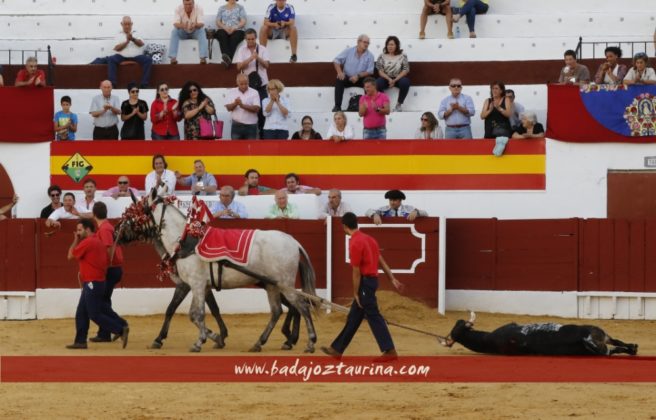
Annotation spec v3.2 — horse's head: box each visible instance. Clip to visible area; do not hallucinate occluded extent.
[115,188,173,245]
[439,312,476,348]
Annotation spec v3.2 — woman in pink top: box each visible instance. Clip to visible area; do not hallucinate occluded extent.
[358,77,390,139]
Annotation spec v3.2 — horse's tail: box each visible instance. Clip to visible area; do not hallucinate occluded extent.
[298,244,319,313]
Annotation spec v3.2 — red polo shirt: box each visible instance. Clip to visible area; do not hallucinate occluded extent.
[72,234,108,282]
[349,230,379,277]
[15,69,46,86]
[97,220,123,267]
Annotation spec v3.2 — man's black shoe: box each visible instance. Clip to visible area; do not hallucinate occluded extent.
[89,336,112,343]
[65,342,88,349]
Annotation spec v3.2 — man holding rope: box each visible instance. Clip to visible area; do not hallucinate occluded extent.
[89,202,126,343]
[321,212,405,361]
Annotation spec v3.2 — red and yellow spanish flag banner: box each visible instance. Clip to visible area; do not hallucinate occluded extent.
[50,140,545,190]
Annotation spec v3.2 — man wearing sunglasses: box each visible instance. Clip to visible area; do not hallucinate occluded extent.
[40,185,64,218]
[103,176,140,199]
[437,78,476,139]
[107,16,152,89]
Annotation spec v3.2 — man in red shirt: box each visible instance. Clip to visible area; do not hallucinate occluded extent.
[14,56,46,87]
[322,212,404,360]
[89,202,126,342]
[66,219,129,349]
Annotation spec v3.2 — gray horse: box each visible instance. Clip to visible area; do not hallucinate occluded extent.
[117,190,318,353]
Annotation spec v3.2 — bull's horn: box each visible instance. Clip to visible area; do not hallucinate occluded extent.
[468,311,476,324]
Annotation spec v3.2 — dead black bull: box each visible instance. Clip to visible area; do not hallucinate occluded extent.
[440,312,638,356]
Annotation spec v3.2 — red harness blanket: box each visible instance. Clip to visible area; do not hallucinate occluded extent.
[196,227,257,266]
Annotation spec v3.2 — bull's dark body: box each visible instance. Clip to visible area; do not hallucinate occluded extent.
[449,320,638,356]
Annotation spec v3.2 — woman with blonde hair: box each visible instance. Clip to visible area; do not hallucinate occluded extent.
[326,111,354,142]
[262,79,291,139]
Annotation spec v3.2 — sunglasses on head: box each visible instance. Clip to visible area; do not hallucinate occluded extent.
[450,84,462,88]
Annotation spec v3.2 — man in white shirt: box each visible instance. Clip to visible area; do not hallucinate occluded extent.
[46,193,91,228]
[280,173,321,196]
[225,74,261,140]
[89,80,122,140]
[107,16,152,88]
[169,0,208,64]
[80,179,97,212]
[321,189,352,219]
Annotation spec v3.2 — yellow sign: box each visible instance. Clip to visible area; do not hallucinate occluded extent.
[61,153,93,183]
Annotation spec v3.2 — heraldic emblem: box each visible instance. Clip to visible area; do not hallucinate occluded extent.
[624,93,656,137]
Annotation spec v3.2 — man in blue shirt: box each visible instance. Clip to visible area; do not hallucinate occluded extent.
[333,34,375,112]
[437,78,476,139]
[175,159,218,195]
[211,186,248,219]
[259,0,298,63]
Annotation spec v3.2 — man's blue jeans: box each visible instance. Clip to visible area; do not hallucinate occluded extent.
[169,28,208,59]
[453,0,489,33]
[444,125,473,139]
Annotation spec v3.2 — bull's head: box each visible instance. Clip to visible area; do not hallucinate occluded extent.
[439,312,476,348]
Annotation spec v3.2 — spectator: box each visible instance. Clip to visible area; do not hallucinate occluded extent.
[281,173,321,195]
[291,115,323,140]
[150,82,182,140]
[89,80,121,140]
[259,0,298,63]
[326,111,354,142]
[179,81,216,140]
[108,16,152,89]
[262,79,291,139]
[238,169,275,196]
[512,112,545,139]
[145,154,177,195]
[215,0,247,67]
[225,74,261,140]
[175,159,218,195]
[415,112,443,139]
[169,0,208,64]
[437,78,475,139]
[359,77,390,139]
[80,179,97,212]
[46,192,88,228]
[558,50,590,85]
[505,89,525,130]
[594,46,627,86]
[103,176,140,199]
[15,56,46,87]
[480,81,513,139]
[236,28,270,133]
[54,96,78,141]
[211,186,248,219]
[40,185,63,219]
[0,194,18,220]
[333,34,375,112]
[451,0,489,39]
[365,189,428,226]
[624,53,656,85]
[375,36,410,112]
[0,64,4,87]
[266,190,299,219]
[120,82,149,140]
[419,0,454,40]
[321,189,352,219]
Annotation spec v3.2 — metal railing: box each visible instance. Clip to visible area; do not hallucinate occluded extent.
[0,45,55,85]
[575,36,653,60]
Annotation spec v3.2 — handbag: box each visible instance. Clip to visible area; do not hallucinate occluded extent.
[347,94,362,112]
[199,115,224,139]
[247,46,263,89]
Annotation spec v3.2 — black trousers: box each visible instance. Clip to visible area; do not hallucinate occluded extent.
[215,30,245,60]
[96,266,123,340]
[93,125,119,140]
[334,77,365,109]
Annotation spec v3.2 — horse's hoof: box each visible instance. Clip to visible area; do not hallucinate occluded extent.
[213,340,226,349]
[149,341,163,349]
[248,344,262,353]
[281,343,293,350]
[304,347,315,354]
[189,345,202,353]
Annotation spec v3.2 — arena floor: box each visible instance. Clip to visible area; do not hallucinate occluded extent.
[1,292,655,419]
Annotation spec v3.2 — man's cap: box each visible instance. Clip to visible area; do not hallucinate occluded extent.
[384,189,406,200]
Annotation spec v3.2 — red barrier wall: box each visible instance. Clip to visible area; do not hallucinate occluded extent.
[0,87,54,142]
[0,220,37,291]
